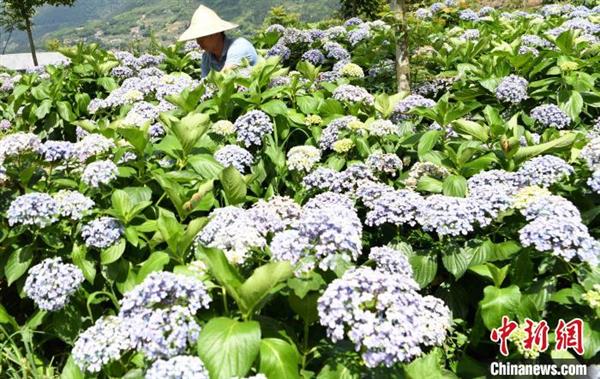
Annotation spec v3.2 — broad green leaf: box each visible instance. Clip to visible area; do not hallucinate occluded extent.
[259,338,301,379]
[0,304,18,328]
[56,101,76,122]
[452,119,489,142]
[442,175,467,197]
[100,239,126,265]
[288,292,320,325]
[221,166,247,205]
[514,133,576,161]
[416,176,444,193]
[60,355,85,379]
[137,252,170,283]
[409,252,438,288]
[188,154,224,179]
[71,243,96,283]
[560,91,583,120]
[238,261,293,316]
[35,99,53,120]
[583,319,600,359]
[5,246,33,286]
[296,96,320,114]
[479,285,522,329]
[442,246,473,279]
[317,362,360,379]
[404,348,457,379]
[261,100,288,116]
[157,208,185,255]
[201,247,245,308]
[418,130,442,160]
[197,317,261,379]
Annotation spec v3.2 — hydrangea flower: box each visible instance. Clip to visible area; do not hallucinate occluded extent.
[82,160,118,187]
[366,152,403,176]
[340,63,364,78]
[74,134,115,162]
[53,190,94,220]
[332,85,375,105]
[41,141,75,162]
[588,170,600,194]
[302,167,340,191]
[517,155,574,188]
[495,75,529,104]
[146,356,209,379]
[7,192,58,228]
[0,132,43,161]
[416,8,433,19]
[0,119,11,130]
[317,266,450,368]
[460,29,480,41]
[530,105,571,129]
[368,119,399,136]
[369,246,414,276]
[323,42,350,61]
[269,230,310,267]
[319,116,358,150]
[211,120,236,136]
[287,145,321,172]
[266,24,285,34]
[391,95,436,122]
[467,169,523,197]
[348,26,370,46]
[81,217,123,249]
[521,195,581,221]
[519,217,599,264]
[301,49,325,65]
[233,110,273,147]
[248,196,301,234]
[195,206,265,264]
[214,145,253,173]
[416,195,482,236]
[580,138,600,170]
[119,271,211,318]
[24,257,84,311]
[365,189,424,227]
[330,164,376,194]
[518,46,540,56]
[521,34,553,48]
[72,316,137,372]
[404,162,450,189]
[459,9,480,21]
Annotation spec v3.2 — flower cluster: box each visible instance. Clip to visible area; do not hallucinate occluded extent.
[495,75,529,104]
[24,257,84,311]
[53,190,95,220]
[7,192,58,228]
[517,155,574,188]
[82,160,118,187]
[366,152,403,176]
[0,132,43,161]
[146,356,209,379]
[287,145,321,172]
[404,162,450,189]
[391,95,436,122]
[214,145,254,173]
[301,49,325,65]
[319,116,358,150]
[234,110,274,147]
[81,217,123,249]
[530,104,571,129]
[332,84,375,105]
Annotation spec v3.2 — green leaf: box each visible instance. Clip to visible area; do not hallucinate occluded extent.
[5,247,33,286]
[157,208,185,255]
[442,175,467,197]
[560,91,583,120]
[118,127,148,155]
[442,246,473,279]
[71,243,96,283]
[452,119,489,141]
[100,239,126,265]
[137,252,170,283]
[403,348,457,379]
[288,293,320,325]
[583,319,600,359]
[112,189,133,221]
[259,338,301,379]
[238,261,293,317]
[188,154,224,179]
[296,96,320,114]
[317,362,360,379]
[201,247,245,307]
[469,263,509,287]
[479,285,522,329]
[0,304,18,328]
[261,100,288,117]
[416,176,444,193]
[56,101,76,122]
[35,99,53,120]
[514,133,576,161]
[409,252,438,288]
[418,130,442,160]
[197,317,261,379]
[221,166,247,205]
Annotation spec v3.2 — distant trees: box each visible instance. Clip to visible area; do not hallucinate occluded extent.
[0,0,77,65]
[339,0,387,19]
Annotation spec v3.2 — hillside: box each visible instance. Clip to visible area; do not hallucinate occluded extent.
[1,0,338,53]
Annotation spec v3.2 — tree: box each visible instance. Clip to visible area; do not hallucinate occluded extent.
[0,0,76,66]
[390,0,410,92]
[339,0,387,20]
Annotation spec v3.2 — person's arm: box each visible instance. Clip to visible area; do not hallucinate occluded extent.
[223,38,258,71]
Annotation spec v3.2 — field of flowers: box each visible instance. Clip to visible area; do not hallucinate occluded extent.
[1,1,600,378]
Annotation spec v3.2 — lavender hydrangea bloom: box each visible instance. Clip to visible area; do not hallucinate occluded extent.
[521,35,553,48]
[344,17,364,27]
[8,192,58,227]
[119,272,211,318]
[521,195,581,221]
[318,116,358,150]
[249,196,301,234]
[323,42,350,61]
[588,171,600,194]
[82,160,118,187]
[416,195,481,236]
[332,85,375,105]
[146,356,209,379]
[81,217,123,249]
[517,155,574,188]
[270,230,309,266]
[366,152,403,176]
[580,138,600,170]
[368,119,399,136]
[195,206,265,265]
[348,26,370,46]
[123,101,160,127]
[355,180,395,207]
[266,24,285,34]
[470,184,515,225]
[518,46,540,56]
[303,167,340,191]
[72,316,137,372]
[41,141,75,162]
[0,119,11,130]
[0,132,43,161]
[365,189,424,227]
[459,9,480,21]
[233,110,273,147]
[460,29,480,41]
[430,2,445,13]
[266,44,291,61]
[317,267,450,367]
[369,246,413,276]
[74,134,115,162]
[330,163,376,193]
[280,28,313,45]
[214,145,253,173]
[467,169,523,196]
[496,75,529,104]
[530,104,571,129]
[479,6,495,16]
[391,95,436,122]
[563,18,600,34]
[301,49,325,65]
[416,8,432,19]
[53,190,94,220]
[111,66,134,79]
[24,257,84,311]
[519,217,599,264]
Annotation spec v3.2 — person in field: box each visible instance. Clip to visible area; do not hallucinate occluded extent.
[179,5,258,77]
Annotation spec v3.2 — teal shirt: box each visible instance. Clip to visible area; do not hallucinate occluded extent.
[201,35,258,77]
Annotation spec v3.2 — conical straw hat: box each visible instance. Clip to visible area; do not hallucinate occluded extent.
[178,5,239,41]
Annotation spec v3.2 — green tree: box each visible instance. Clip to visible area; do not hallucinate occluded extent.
[0,0,77,66]
[263,6,301,28]
[339,0,387,19]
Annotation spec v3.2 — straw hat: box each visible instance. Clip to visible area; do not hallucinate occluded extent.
[178,5,239,41]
